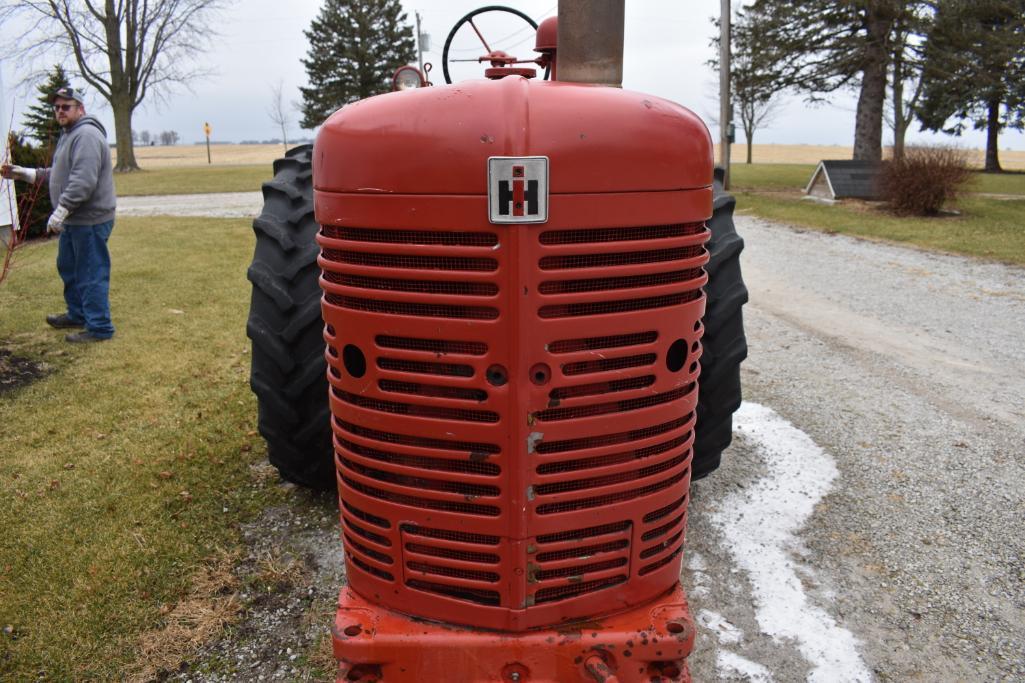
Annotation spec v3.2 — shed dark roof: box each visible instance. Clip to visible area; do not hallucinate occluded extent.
[806,160,882,199]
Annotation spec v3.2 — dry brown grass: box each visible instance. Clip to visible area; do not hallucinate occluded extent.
[714,143,1025,170]
[128,551,242,683]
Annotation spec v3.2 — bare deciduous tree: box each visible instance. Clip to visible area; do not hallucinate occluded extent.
[710,6,784,164]
[0,0,228,172]
[267,80,291,153]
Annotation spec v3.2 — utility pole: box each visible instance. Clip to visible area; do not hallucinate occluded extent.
[719,0,731,189]
[416,11,425,74]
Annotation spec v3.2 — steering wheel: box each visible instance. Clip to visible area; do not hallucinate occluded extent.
[441,5,550,84]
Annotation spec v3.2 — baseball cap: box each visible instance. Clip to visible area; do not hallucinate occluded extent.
[51,85,85,104]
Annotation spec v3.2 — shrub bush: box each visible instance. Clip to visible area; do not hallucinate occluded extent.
[880,146,972,216]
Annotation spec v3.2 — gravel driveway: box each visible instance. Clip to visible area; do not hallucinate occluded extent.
[117,191,263,218]
[685,215,1025,681]
[157,193,1025,681]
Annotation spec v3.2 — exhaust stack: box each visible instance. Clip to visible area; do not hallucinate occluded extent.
[556,0,625,86]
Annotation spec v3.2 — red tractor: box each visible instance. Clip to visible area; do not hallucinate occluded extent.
[246,4,747,681]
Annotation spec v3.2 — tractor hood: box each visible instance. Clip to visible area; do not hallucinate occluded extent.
[313,76,713,196]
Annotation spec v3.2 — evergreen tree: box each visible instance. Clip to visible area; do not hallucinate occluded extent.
[7,132,53,239]
[917,0,1025,172]
[22,64,70,150]
[299,0,416,129]
[746,0,929,162]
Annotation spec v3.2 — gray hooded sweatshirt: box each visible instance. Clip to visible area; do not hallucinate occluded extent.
[38,114,117,225]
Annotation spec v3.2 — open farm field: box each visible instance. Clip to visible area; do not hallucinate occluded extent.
[120,142,1025,171]
[115,143,296,168]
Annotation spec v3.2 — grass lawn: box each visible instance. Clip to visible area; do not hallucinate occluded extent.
[114,164,271,196]
[0,218,298,680]
[737,193,1025,265]
[729,163,1025,195]
[728,163,1025,266]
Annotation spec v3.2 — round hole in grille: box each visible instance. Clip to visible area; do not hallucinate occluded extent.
[343,624,362,637]
[486,364,508,387]
[689,361,698,373]
[343,344,367,378]
[666,339,687,372]
[530,363,551,386]
[666,621,685,634]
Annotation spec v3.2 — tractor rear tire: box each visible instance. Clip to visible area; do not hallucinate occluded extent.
[246,144,335,490]
[692,173,749,479]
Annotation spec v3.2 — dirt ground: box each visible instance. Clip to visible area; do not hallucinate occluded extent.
[0,348,49,396]
[163,480,343,682]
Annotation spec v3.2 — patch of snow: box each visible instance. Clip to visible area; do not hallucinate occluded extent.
[717,650,775,682]
[713,402,873,683]
[697,609,743,645]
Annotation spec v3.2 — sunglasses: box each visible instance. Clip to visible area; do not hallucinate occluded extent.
[53,103,79,112]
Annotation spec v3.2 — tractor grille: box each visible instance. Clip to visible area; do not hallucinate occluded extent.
[319,215,707,627]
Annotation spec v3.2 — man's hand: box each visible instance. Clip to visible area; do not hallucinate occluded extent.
[0,164,37,183]
[47,205,70,235]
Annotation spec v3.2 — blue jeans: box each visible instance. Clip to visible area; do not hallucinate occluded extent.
[56,220,115,338]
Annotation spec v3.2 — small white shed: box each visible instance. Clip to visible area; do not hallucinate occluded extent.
[805,160,882,200]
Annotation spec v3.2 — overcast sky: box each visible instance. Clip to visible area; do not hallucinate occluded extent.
[2,0,1023,152]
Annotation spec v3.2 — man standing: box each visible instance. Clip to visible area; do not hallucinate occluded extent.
[1,85,116,342]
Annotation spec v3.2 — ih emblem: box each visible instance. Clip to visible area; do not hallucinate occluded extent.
[488,156,549,224]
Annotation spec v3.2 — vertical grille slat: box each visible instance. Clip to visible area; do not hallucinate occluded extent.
[338,437,500,476]
[325,294,500,320]
[533,576,627,604]
[536,434,690,475]
[534,453,689,496]
[536,468,688,516]
[378,379,488,403]
[348,553,395,582]
[549,376,655,401]
[539,246,703,271]
[377,357,475,377]
[335,418,500,456]
[539,291,702,318]
[539,269,702,294]
[405,543,500,565]
[536,415,692,455]
[548,331,659,354]
[562,353,657,376]
[333,388,500,423]
[342,474,500,516]
[321,226,499,247]
[375,335,488,356]
[538,223,705,245]
[344,533,395,565]
[535,384,695,422]
[324,271,499,296]
[321,250,498,272]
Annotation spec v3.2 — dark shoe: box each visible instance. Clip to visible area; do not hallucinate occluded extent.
[46,313,85,329]
[65,330,109,343]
